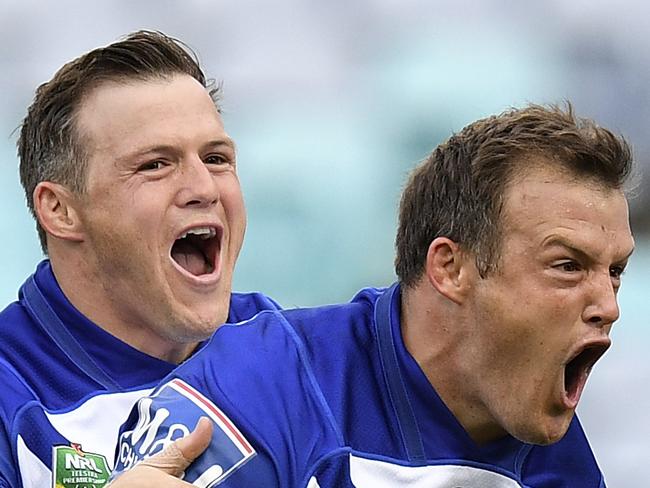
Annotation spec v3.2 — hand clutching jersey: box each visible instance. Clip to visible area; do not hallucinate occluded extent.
[113,284,606,488]
[0,260,281,488]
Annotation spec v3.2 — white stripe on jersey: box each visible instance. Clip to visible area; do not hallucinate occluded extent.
[307,476,321,488]
[349,455,522,487]
[45,388,153,466]
[16,435,50,488]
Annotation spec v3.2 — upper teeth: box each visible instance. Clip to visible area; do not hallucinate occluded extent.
[180,227,216,240]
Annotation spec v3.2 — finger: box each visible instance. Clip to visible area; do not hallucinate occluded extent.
[138,417,213,476]
[176,416,213,460]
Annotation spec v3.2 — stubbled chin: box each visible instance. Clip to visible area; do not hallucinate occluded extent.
[502,402,573,446]
[159,298,227,342]
[168,319,219,344]
[163,269,232,336]
[524,415,573,446]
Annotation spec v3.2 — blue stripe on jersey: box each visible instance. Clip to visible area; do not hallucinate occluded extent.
[373,285,425,462]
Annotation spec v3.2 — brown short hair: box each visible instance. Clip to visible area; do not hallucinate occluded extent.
[17,30,221,252]
[395,103,632,287]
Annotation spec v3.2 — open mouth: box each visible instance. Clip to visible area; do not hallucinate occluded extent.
[170,226,220,277]
[563,343,609,406]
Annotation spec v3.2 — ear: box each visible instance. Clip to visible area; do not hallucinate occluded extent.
[424,237,475,305]
[33,182,85,244]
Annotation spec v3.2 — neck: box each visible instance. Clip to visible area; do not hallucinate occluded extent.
[48,253,197,364]
[400,284,506,444]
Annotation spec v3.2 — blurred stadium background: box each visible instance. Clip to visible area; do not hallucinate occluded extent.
[1,0,647,484]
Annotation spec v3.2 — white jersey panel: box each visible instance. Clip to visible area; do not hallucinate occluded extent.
[16,435,50,488]
[45,388,152,466]
[307,477,321,488]
[349,455,522,488]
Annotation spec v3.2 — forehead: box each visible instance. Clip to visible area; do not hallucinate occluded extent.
[74,74,225,157]
[501,165,633,257]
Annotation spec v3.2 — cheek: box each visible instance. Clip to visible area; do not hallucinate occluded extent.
[217,174,243,204]
[223,187,245,216]
[83,197,164,264]
[221,186,246,234]
[484,295,572,392]
[475,289,554,366]
[91,225,149,270]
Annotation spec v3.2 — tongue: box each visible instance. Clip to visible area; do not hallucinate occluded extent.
[171,239,208,276]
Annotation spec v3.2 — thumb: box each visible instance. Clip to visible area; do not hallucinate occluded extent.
[138,417,213,477]
[175,416,213,461]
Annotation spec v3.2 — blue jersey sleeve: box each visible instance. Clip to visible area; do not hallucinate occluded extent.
[226,292,282,324]
[113,311,341,487]
[521,416,605,487]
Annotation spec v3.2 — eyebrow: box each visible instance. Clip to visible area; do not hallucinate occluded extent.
[117,137,236,164]
[542,236,635,264]
[204,137,237,152]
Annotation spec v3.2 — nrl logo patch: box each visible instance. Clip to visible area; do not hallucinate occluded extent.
[52,443,110,488]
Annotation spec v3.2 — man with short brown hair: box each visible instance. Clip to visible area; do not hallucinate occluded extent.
[114,104,634,487]
[0,31,279,488]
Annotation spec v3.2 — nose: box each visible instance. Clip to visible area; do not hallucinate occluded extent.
[581,271,620,328]
[176,155,219,208]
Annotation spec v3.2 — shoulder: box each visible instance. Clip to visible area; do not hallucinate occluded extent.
[0,287,50,372]
[207,287,382,387]
[192,310,316,399]
[0,299,31,338]
[203,286,385,402]
[0,358,38,488]
[0,358,37,431]
[227,291,282,323]
[0,299,95,410]
[0,305,41,412]
[280,286,383,343]
[279,287,384,382]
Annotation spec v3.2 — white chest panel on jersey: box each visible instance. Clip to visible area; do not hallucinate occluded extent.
[16,388,152,488]
[17,436,50,488]
[45,388,153,465]
[307,477,321,488]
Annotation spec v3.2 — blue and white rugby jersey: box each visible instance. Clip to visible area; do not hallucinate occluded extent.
[0,260,281,488]
[114,284,606,488]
